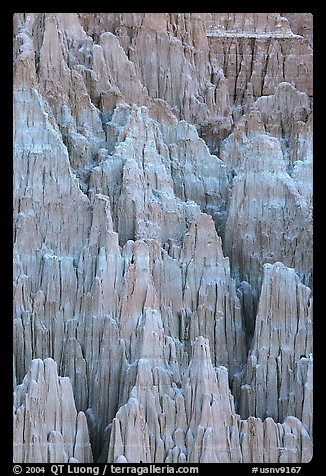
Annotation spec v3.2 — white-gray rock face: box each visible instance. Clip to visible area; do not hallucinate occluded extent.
[238,263,312,433]
[13,13,312,463]
[222,132,312,300]
[107,337,312,463]
[13,359,93,463]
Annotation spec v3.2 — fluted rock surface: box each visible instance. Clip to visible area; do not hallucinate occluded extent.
[238,263,313,433]
[107,337,312,463]
[13,13,313,463]
[222,131,312,300]
[13,358,93,463]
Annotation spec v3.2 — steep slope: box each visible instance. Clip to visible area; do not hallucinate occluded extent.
[13,358,93,463]
[237,262,312,433]
[13,13,313,463]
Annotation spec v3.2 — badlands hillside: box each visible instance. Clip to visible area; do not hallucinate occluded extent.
[13,13,313,463]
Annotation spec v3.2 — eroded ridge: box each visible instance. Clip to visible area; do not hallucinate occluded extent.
[13,13,313,463]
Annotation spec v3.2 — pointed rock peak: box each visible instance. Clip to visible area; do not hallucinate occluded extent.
[192,336,212,362]
[240,134,285,172]
[254,82,312,130]
[186,337,217,385]
[119,241,159,344]
[30,357,58,384]
[219,129,284,174]
[240,260,312,424]
[57,13,87,39]
[266,82,310,109]
[39,14,70,77]
[128,240,151,269]
[140,307,164,336]
[254,261,312,329]
[181,213,223,263]
[260,261,305,293]
[108,396,151,463]
[14,359,93,463]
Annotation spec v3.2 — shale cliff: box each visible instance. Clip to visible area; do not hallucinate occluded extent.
[13,13,313,463]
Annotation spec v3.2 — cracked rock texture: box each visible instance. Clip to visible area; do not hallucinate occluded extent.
[13,13,313,463]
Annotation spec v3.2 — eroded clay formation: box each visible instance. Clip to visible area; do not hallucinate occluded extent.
[13,13,313,463]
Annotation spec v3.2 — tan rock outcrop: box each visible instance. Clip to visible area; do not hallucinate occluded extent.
[207,14,312,116]
[282,13,313,47]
